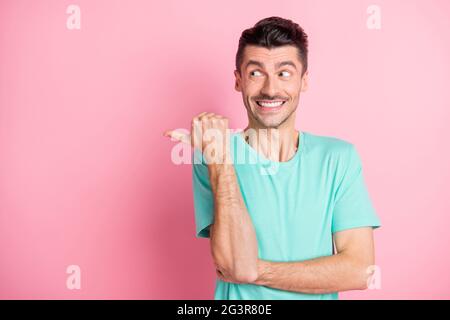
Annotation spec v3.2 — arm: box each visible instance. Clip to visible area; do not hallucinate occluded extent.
[208,162,259,283]
[249,227,376,294]
[164,112,259,283]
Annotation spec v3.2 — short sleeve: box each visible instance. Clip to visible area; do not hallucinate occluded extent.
[331,144,381,234]
[192,149,215,238]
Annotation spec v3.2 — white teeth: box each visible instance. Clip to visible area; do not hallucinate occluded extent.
[257,101,284,108]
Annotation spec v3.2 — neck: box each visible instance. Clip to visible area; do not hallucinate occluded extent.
[242,117,299,162]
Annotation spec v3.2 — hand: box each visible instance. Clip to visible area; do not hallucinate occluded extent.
[163,112,231,165]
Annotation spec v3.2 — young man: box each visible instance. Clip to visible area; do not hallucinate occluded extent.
[164,16,381,300]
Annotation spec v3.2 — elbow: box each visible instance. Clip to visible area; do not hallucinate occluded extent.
[342,247,376,291]
[353,260,377,291]
[338,251,376,291]
[213,257,258,284]
[211,248,259,284]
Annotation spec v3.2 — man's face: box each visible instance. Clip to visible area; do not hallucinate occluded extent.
[234,45,308,128]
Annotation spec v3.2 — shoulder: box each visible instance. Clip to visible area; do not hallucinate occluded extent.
[302,131,356,157]
[303,132,364,186]
[303,131,365,178]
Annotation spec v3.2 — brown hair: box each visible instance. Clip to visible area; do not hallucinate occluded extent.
[235,16,309,76]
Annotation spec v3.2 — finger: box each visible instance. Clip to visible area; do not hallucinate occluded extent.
[192,112,209,129]
[193,112,208,122]
[200,112,216,120]
[196,111,209,117]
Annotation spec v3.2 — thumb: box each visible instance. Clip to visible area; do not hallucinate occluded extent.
[163,130,191,145]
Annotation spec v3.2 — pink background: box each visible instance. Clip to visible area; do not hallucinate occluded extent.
[1,0,449,299]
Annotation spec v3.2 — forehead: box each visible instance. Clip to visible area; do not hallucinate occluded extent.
[242,45,301,68]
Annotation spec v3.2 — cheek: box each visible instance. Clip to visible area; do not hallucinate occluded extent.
[244,82,260,93]
[284,81,301,95]
[242,83,260,98]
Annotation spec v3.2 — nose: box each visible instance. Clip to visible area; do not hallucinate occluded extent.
[260,74,281,98]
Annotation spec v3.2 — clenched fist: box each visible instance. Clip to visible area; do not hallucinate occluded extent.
[163,112,232,165]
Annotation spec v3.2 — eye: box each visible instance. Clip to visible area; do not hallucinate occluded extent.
[250,70,263,77]
[280,70,291,77]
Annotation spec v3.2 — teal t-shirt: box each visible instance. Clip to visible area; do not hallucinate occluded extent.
[192,130,381,300]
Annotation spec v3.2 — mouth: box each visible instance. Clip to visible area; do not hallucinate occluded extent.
[255,100,287,112]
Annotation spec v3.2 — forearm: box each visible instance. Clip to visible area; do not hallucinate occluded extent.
[208,163,259,283]
[254,253,372,294]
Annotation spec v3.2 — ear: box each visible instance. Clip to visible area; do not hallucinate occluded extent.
[300,70,309,92]
[234,69,242,92]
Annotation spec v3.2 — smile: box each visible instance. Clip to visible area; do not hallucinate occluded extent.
[255,100,286,111]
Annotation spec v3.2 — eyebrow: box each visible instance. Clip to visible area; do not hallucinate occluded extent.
[245,60,298,70]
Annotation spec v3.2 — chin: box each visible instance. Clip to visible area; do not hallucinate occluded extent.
[255,117,286,129]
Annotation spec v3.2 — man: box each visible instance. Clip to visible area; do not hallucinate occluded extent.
[164,16,381,300]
